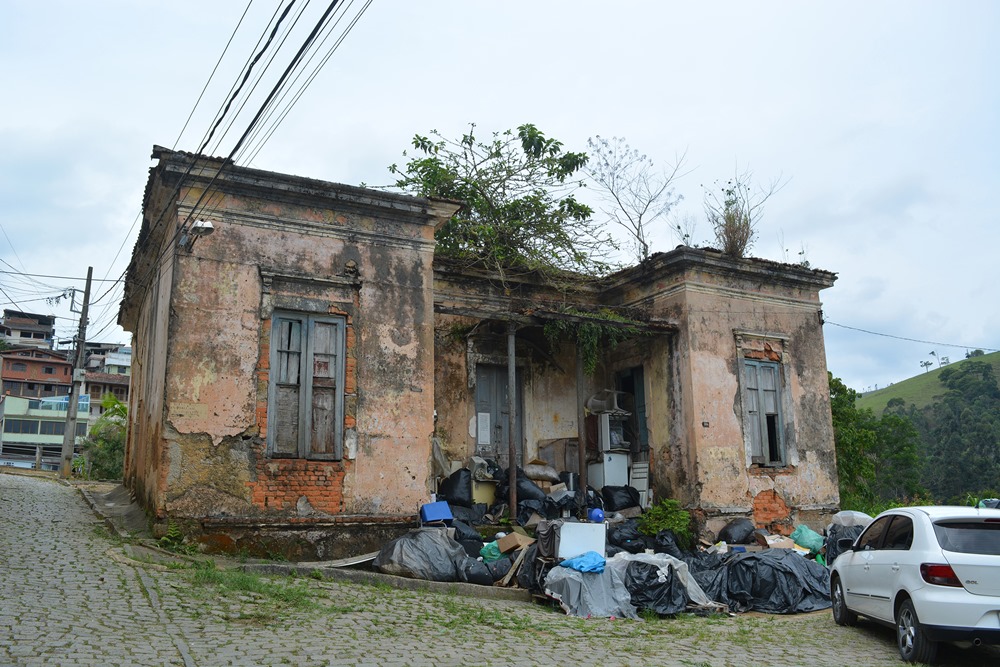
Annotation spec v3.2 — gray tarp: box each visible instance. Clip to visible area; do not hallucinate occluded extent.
[544,552,723,618]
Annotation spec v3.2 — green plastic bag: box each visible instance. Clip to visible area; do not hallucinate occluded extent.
[480,541,503,563]
[790,524,824,554]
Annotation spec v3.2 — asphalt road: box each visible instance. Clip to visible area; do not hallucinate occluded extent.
[2,470,998,666]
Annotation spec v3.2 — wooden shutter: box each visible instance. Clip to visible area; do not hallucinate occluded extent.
[307,319,341,459]
[271,317,302,456]
[744,361,764,463]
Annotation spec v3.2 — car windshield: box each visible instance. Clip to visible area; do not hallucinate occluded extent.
[933,521,1000,555]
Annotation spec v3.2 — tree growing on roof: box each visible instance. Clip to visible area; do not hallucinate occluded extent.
[703,167,782,258]
[584,136,685,262]
[390,124,613,280]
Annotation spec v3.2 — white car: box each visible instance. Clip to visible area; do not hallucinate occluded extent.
[830,506,1000,662]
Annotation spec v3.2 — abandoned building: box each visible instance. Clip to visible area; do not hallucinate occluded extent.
[119,146,840,558]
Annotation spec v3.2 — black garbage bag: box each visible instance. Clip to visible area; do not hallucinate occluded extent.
[374,528,489,584]
[451,519,482,542]
[460,558,493,586]
[602,485,641,511]
[438,468,473,508]
[724,549,831,613]
[495,467,548,505]
[516,543,557,594]
[826,524,865,566]
[516,499,546,526]
[625,561,690,615]
[584,486,604,510]
[487,555,513,581]
[718,518,756,544]
[458,538,485,558]
[683,550,730,606]
[607,519,650,554]
[450,503,487,525]
[652,529,685,559]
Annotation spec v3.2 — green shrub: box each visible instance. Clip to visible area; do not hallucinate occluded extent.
[637,498,693,549]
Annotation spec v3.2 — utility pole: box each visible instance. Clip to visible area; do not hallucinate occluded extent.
[59,267,92,479]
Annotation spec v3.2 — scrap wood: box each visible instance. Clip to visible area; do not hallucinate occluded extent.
[499,547,528,587]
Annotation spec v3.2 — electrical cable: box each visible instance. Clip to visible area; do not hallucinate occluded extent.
[824,319,998,353]
[199,0,299,155]
[135,0,346,295]
[238,0,361,162]
[173,0,257,150]
[201,0,313,158]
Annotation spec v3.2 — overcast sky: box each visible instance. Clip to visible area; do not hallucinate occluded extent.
[1,1,997,392]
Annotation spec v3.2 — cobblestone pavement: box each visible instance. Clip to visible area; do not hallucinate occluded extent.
[3,471,999,667]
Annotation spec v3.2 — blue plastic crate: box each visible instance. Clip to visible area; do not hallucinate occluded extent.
[419,501,453,524]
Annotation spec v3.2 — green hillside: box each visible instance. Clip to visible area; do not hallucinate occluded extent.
[857,350,1000,414]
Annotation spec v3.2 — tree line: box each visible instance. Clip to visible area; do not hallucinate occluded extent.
[832,360,1000,512]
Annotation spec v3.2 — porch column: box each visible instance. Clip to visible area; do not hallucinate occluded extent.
[576,344,587,515]
[507,321,517,512]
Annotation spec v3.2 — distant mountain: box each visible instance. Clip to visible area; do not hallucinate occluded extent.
[857,350,1000,414]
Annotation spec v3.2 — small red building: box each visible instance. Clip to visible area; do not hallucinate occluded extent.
[1,347,72,399]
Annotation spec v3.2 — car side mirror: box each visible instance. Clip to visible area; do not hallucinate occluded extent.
[838,537,856,552]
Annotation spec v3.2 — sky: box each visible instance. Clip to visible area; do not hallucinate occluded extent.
[1,0,998,392]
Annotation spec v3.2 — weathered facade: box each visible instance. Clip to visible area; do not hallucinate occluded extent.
[120,147,458,556]
[121,147,840,557]
[432,249,840,536]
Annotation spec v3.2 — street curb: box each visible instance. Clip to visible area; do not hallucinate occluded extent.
[240,562,534,603]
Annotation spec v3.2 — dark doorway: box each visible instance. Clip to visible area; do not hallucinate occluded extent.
[615,366,649,460]
[474,364,524,468]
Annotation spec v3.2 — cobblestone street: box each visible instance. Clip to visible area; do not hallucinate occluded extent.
[2,471,998,666]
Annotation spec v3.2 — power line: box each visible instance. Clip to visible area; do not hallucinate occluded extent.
[199,0,299,155]
[824,319,999,353]
[173,0,257,150]
[0,269,121,283]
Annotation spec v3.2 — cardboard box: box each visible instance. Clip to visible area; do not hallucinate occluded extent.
[498,532,536,553]
[764,535,795,549]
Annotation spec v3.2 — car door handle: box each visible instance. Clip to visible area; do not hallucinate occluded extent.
[892,564,900,572]
[864,563,870,571]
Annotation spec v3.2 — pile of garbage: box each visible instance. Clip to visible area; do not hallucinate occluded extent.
[373,462,862,619]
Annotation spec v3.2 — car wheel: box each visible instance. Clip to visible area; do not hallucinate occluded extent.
[896,599,938,664]
[831,576,858,626]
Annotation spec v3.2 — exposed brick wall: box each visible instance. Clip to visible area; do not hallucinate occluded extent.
[247,309,358,516]
[247,458,350,514]
[752,489,792,535]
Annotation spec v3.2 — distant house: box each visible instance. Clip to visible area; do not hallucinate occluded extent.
[0,394,89,470]
[0,310,56,350]
[120,147,840,557]
[1,347,72,399]
[84,371,130,419]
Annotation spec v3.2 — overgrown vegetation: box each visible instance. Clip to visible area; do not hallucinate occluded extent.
[158,521,197,555]
[390,124,612,281]
[637,498,694,549]
[543,308,646,375]
[584,135,684,262]
[703,168,781,258]
[79,393,127,479]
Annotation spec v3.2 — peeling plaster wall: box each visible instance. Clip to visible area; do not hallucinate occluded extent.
[121,149,455,524]
[647,261,839,530]
[122,177,176,517]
